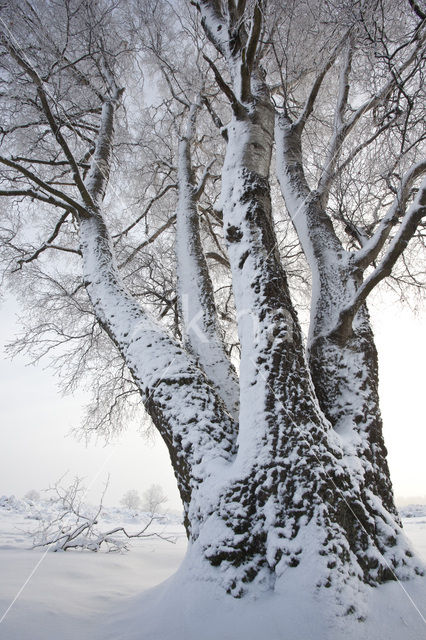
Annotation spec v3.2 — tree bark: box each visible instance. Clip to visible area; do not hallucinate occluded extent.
[186,83,418,597]
[175,108,240,420]
[275,113,421,582]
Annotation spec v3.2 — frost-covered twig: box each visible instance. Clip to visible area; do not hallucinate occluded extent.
[30,477,175,553]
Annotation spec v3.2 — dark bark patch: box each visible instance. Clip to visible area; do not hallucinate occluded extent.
[226,225,243,243]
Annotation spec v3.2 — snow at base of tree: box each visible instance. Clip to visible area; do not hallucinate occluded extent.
[0,496,424,639]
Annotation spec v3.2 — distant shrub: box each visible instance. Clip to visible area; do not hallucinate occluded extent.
[24,490,40,502]
[142,484,167,514]
[120,489,141,510]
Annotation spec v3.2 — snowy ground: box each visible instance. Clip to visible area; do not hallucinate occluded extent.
[0,496,425,640]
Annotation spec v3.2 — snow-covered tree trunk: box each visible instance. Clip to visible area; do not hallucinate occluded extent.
[275,113,420,580]
[186,0,420,599]
[175,104,239,420]
[74,0,423,600]
[79,97,237,536]
[1,0,424,621]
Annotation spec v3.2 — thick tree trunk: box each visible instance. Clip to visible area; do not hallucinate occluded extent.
[79,211,237,534]
[275,113,421,582]
[182,92,417,600]
[309,311,398,516]
[77,21,420,605]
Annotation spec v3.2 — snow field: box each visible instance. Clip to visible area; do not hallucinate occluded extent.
[0,497,425,640]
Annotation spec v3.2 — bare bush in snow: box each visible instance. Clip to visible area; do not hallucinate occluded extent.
[120,489,142,511]
[31,477,173,552]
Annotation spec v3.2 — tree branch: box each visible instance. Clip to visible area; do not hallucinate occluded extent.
[245,1,262,73]
[205,251,230,267]
[119,215,177,268]
[407,0,426,21]
[193,159,215,200]
[2,36,96,209]
[203,53,245,117]
[113,183,177,240]
[294,33,349,133]
[0,188,70,209]
[194,0,228,57]
[354,160,426,269]
[332,176,426,342]
[345,33,425,133]
[315,33,425,205]
[330,116,399,183]
[14,210,73,269]
[12,156,90,169]
[0,155,86,214]
[201,96,228,140]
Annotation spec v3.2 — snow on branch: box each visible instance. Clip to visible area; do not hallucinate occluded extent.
[331,175,426,342]
[203,53,244,116]
[113,184,178,240]
[119,215,177,269]
[316,42,353,203]
[13,211,80,271]
[193,159,215,200]
[354,160,426,269]
[30,476,175,553]
[342,32,425,135]
[0,188,71,210]
[245,2,262,73]
[0,35,95,210]
[0,155,87,215]
[198,0,264,106]
[175,101,239,419]
[193,0,228,58]
[295,33,349,133]
[315,31,425,206]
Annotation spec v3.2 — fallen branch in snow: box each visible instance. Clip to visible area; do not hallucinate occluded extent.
[29,476,176,552]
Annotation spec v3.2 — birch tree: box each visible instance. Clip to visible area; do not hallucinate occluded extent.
[0,0,425,618]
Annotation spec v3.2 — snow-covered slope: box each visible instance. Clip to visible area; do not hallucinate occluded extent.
[0,497,424,640]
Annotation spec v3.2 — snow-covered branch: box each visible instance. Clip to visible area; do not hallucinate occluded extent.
[84,99,116,205]
[203,53,244,116]
[0,155,86,214]
[79,209,237,517]
[354,160,426,269]
[0,188,71,210]
[175,103,239,419]
[1,35,95,210]
[275,114,344,273]
[119,215,178,269]
[30,477,175,553]
[315,31,424,206]
[194,0,228,58]
[295,35,349,133]
[113,184,178,240]
[331,176,426,342]
[14,211,81,270]
[316,43,353,204]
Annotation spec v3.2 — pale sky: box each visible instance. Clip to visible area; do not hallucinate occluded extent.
[0,292,425,510]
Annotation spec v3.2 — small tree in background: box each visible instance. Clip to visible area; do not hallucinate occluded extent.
[142,484,168,515]
[24,490,40,503]
[120,489,141,511]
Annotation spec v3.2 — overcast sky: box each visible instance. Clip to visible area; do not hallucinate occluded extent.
[1,292,425,510]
